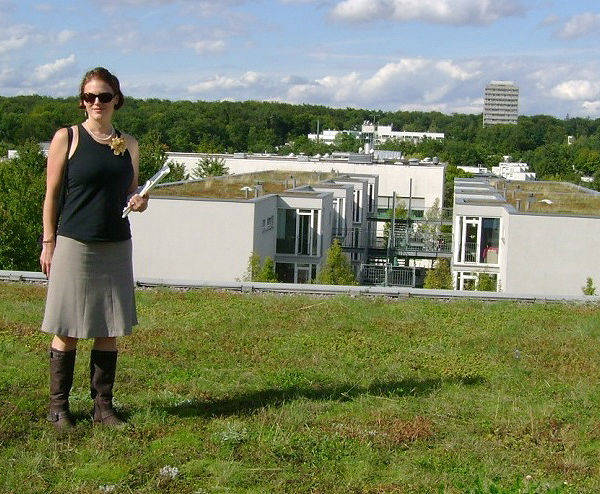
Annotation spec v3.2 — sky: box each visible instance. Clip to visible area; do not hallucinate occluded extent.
[3,0,600,119]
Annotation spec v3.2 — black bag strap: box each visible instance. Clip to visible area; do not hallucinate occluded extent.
[55,126,73,227]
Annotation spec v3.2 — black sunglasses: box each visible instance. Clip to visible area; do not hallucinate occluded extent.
[81,92,115,104]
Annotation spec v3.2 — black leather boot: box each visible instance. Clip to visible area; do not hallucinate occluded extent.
[48,348,76,429]
[90,349,126,426]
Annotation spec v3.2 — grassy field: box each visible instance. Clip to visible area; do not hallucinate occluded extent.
[1,281,600,493]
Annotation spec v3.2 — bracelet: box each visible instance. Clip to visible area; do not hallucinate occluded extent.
[42,239,55,243]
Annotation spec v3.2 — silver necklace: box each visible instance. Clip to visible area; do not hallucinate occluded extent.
[85,122,114,141]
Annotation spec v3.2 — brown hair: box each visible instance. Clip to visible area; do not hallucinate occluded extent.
[78,67,124,110]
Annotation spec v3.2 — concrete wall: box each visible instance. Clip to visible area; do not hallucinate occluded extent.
[504,213,600,295]
[251,195,278,262]
[130,197,258,282]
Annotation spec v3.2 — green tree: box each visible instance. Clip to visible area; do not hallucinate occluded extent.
[192,157,229,179]
[243,252,278,282]
[475,273,497,292]
[582,277,596,296]
[332,132,359,152]
[444,165,472,207]
[316,239,357,285]
[0,139,46,270]
[423,258,453,289]
[138,130,168,183]
[165,162,189,182]
[258,257,278,282]
[244,252,261,282]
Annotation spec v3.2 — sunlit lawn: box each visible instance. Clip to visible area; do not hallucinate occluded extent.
[1,281,600,493]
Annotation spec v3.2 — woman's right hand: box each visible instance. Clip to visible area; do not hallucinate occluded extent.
[40,240,56,277]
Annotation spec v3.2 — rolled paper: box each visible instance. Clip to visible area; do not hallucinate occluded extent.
[122,164,171,218]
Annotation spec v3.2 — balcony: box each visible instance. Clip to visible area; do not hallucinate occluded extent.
[333,228,452,257]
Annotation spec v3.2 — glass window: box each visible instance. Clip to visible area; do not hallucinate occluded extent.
[296,263,311,284]
[276,209,296,254]
[277,208,321,256]
[275,262,294,283]
[464,222,478,262]
[298,211,311,255]
[312,210,319,255]
[353,189,361,223]
[480,218,500,264]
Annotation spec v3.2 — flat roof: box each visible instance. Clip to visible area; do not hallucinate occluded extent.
[491,179,600,216]
[155,170,337,200]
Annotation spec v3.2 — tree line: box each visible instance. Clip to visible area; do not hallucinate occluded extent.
[3,95,600,186]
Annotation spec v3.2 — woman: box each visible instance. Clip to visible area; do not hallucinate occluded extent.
[40,67,148,429]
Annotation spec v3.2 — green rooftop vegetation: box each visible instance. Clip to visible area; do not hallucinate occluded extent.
[2,281,600,492]
[155,171,337,200]
[491,179,600,216]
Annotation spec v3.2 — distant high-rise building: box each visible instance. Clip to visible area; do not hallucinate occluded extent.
[483,81,519,127]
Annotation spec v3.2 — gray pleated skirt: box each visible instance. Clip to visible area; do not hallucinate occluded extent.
[41,235,138,338]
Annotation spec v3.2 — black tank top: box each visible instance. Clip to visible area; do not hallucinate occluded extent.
[57,124,133,242]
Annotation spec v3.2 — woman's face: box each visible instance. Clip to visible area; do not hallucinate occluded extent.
[82,77,116,122]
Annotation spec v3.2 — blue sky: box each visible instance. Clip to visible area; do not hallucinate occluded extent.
[3,0,600,118]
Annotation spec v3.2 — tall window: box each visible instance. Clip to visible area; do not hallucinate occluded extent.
[455,216,500,264]
[353,189,362,223]
[333,198,344,235]
[277,209,296,254]
[276,208,321,256]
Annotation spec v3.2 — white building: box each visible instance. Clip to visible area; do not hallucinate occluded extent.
[360,123,444,145]
[492,158,536,181]
[130,171,375,284]
[452,177,600,295]
[483,81,519,127]
[308,124,444,146]
[307,129,361,145]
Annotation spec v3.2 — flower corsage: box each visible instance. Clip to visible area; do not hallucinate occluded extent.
[110,136,127,156]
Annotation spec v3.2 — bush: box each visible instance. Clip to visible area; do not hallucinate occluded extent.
[244,252,278,282]
[0,140,46,270]
[582,277,596,295]
[423,258,453,289]
[316,239,357,285]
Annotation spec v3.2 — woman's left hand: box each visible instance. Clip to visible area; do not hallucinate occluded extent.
[127,193,149,213]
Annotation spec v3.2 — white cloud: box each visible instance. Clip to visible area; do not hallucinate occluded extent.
[558,12,600,39]
[33,54,77,82]
[187,40,227,55]
[582,101,600,113]
[550,80,600,101]
[435,60,480,81]
[188,71,264,92]
[56,30,76,44]
[539,14,559,27]
[0,25,35,54]
[329,0,525,25]
[0,34,28,54]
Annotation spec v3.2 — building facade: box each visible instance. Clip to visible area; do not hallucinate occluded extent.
[452,178,600,295]
[129,173,376,284]
[483,81,519,127]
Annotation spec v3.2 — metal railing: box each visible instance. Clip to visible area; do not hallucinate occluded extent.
[334,227,453,257]
[360,264,415,287]
[391,232,453,254]
[464,242,478,262]
[375,202,453,222]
